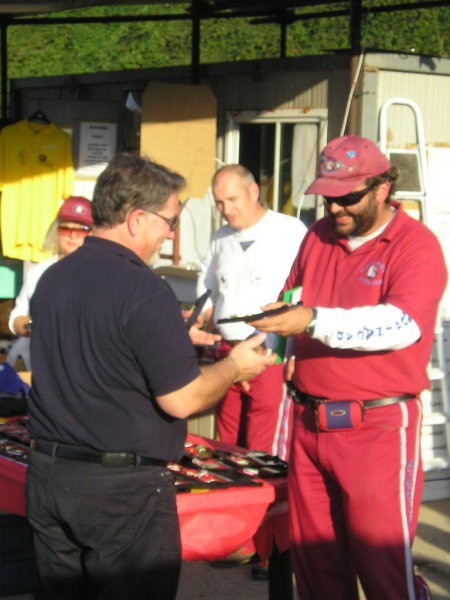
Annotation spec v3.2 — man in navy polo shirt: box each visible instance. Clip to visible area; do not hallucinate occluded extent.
[27,153,275,600]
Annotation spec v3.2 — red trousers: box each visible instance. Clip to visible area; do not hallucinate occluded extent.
[215,363,292,459]
[288,398,426,600]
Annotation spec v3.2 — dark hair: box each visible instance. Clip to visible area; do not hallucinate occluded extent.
[366,166,398,203]
[92,153,185,227]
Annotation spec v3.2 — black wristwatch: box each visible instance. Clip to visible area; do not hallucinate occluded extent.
[305,307,318,336]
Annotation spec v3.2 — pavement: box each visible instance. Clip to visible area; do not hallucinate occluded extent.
[3,498,449,600]
[412,499,450,600]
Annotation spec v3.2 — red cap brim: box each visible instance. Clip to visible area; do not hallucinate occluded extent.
[305,175,368,197]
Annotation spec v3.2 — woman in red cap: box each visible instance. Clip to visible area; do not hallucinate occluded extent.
[7,197,93,368]
[41,196,93,261]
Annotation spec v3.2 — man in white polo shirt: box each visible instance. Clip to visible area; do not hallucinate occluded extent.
[197,164,307,461]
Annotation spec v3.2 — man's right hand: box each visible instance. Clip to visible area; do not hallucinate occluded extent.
[228,333,276,382]
[156,333,276,420]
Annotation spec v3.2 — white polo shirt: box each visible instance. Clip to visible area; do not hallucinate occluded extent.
[197,209,307,340]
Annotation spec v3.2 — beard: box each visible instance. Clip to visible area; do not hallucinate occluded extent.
[333,198,378,237]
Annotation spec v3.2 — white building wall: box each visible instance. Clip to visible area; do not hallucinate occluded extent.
[375,70,450,147]
[364,60,450,498]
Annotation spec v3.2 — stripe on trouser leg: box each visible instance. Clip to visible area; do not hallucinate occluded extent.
[399,400,422,599]
[271,384,291,460]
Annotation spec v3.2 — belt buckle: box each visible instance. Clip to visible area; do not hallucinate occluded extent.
[286,381,300,404]
[101,452,135,467]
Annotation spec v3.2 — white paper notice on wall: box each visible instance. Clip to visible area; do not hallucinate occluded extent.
[78,122,118,178]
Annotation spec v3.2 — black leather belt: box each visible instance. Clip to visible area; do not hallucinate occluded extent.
[286,382,414,411]
[30,439,167,468]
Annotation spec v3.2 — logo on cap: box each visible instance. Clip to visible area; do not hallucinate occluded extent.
[320,156,343,173]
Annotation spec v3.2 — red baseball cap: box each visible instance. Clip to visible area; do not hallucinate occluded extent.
[57,196,93,228]
[305,135,391,197]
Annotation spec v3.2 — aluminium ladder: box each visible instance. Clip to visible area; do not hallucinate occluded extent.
[379,99,450,485]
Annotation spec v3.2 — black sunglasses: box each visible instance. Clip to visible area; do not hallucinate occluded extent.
[323,182,378,207]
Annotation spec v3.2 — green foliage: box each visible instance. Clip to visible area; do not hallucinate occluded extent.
[6,3,449,81]
[363,7,449,56]
[201,18,280,62]
[287,17,350,56]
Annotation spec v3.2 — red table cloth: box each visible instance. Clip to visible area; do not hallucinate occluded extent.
[0,434,288,562]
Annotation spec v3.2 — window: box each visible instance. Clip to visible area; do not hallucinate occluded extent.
[225,110,327,227]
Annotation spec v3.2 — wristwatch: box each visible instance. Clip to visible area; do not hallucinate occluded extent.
[305,308,318,336]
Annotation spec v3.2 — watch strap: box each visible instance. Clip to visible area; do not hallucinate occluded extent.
[305,307,318,336]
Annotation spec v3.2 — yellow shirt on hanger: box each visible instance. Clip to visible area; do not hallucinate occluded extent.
[0,119,74,262]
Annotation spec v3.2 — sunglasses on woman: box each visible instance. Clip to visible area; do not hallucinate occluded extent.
[57,225,92,238]
[323,182,378,207]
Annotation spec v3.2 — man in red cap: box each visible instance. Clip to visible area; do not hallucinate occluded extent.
[251,135,447,599]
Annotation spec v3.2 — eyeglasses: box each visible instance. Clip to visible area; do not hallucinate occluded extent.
[146,210,179,232]
[323,182,378,207]
[57,225,91,237]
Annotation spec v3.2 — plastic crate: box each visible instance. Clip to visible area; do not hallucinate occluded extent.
[0,514,36,596]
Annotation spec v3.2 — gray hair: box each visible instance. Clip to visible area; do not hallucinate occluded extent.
[92,153,186,227]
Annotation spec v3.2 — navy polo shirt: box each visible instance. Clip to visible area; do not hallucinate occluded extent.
[28,237,200,461]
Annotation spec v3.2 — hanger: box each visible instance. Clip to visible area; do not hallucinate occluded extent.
[27,110,51,125]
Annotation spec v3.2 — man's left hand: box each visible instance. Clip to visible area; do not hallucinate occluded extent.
[189,325,221,346]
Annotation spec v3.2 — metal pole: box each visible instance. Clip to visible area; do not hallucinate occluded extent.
[191,0,200,84]
[280,20,287,59]
[347,0,362,135]
[0,19,8,121]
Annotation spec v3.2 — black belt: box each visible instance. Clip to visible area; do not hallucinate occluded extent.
[286,382,414,411]
[30,439,167,468]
